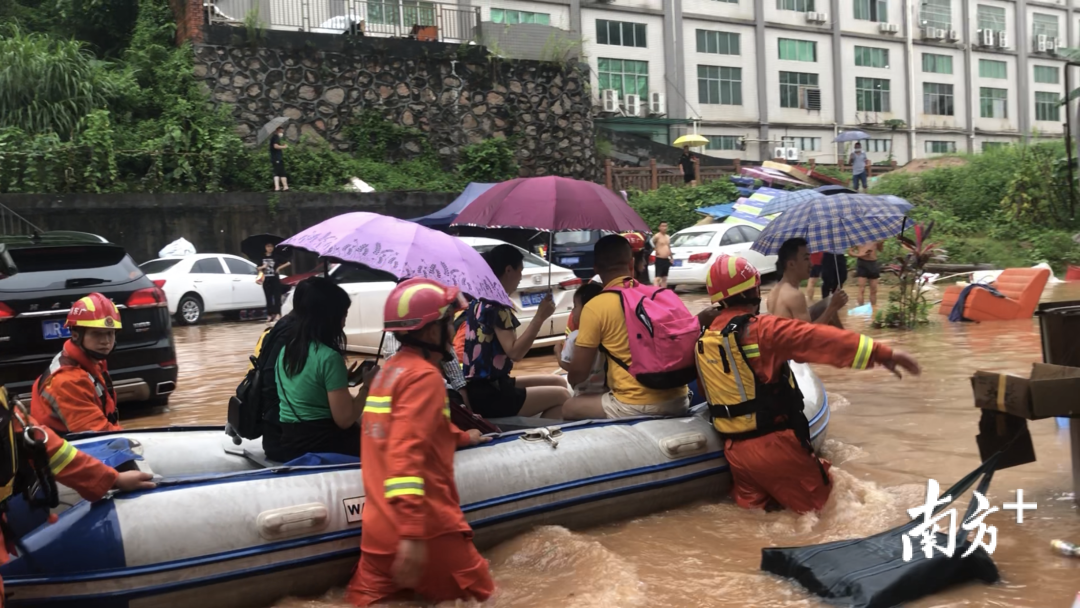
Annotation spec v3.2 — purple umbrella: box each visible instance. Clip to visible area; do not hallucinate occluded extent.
[450,176,649,233]
[279,212,512,307]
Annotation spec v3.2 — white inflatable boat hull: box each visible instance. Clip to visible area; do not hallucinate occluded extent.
[3,365,829,608]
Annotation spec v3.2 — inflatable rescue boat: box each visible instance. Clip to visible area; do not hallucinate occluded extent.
[2,364,829,608]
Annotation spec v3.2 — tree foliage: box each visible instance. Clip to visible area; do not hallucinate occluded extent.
[627,180,739,233]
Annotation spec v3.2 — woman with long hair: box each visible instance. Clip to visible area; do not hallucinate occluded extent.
[462,245,570,419]
[273,276,366,462]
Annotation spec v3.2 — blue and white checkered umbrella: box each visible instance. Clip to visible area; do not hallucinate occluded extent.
[757,189,826,216]
[750,193,910,256]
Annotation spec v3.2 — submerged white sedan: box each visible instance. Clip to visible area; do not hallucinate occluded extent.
[651,223,778,286]
[281,236,580,355]
[140,254,266,325]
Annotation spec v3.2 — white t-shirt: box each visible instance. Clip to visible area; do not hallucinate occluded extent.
[561,330,607,396]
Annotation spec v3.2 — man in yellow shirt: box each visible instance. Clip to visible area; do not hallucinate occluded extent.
[563,235,690,420]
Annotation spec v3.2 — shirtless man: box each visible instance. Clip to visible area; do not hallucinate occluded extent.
[651,222,672,288]
[767,238,848,323]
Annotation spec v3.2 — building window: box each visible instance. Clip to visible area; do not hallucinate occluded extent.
[782,136,822,151]
[1034,65,1060,84]
[923,83,954,115]
[706,135,740,150]
[1035,91,1061,121]
[856,77,891,112]
[853,0,887,22]
[777,0,815,12]
[976,5,1005,31]
[979,87,1007,118]
[596,20,647,48]
[920,0,951,30]
[490,9,550,25]
[925,140,957,154]
[855,46,889,68]
[979,59,1007,79]
[696,30,740,55]
[922,53,953,74]
[1032,13,1059,39]
[778,39,817,62]
[779,72,818,108]
[698,66,743,105]
[713,0,738,3]
[865,139,891,152]
[598,58,649,99]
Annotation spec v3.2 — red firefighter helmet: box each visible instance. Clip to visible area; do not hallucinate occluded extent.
[66,293,123,329]
[383,278,466,332]
[622,232,646,253]
[706,255,761,303]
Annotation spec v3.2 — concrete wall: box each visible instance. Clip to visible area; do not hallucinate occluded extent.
[0,193,453,264]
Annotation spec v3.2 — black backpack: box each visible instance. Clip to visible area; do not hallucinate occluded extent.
[226,355,265,443]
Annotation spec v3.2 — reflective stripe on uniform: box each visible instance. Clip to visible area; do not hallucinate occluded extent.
[742,343,761,359]
[49,440,77,475]
[384,476,425,498]
[364,395,391,414]
[721,336,748,402]
[39,388,72,433]
[852,335,874,369]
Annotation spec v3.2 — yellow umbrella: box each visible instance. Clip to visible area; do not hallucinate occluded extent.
[673,134,709,147]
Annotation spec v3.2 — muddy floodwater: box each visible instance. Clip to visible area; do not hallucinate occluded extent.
[123,283,1080,608]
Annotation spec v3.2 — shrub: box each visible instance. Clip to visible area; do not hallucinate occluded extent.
[627,179,739,233]
[457,138,519,183]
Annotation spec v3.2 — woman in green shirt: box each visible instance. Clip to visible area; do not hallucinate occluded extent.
[274,277,365,462]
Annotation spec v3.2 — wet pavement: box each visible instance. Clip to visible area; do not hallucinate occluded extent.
[124,282,1080,608]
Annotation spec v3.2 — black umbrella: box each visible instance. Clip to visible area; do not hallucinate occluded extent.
[241,233,285,263]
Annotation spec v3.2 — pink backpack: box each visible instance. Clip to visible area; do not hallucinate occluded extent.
[601,279,700,389]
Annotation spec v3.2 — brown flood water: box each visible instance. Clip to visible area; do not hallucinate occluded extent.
[122,282,1080,608]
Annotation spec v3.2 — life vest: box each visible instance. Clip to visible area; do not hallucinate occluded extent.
[695,313,806,439]
[31,350,119,434]
[0,387,58,512]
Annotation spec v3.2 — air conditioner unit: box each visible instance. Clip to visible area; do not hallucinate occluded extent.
[923,26,943,40]
[649,92,665,116]
[738,137,747,151]
[601,89,619,113]
[1037,34,1048,52]
[785,147,800,161]
[1048,37,1059,53]
[884,23,899,33]
[996,31,1008,48]
[817,12,828,22]
[773,147,786,160]
[979,28,994,46]
[624,94,641,116]
[946,29,959,41]
[801,87,822,111]
[934,28,946,40]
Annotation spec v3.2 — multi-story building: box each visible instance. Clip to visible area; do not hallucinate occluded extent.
[465,0,1073,164]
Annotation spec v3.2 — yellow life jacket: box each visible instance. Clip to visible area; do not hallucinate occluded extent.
[695,314,805,439]
[0,387,17,504]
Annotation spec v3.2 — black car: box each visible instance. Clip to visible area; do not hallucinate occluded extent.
[548,230,608,279]
[0,231,177,406]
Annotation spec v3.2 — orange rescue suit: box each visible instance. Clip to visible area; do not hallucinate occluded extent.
[0,405,119,602]
[707,308,894,514]
[346,347,494,606]
[30,340,121,436]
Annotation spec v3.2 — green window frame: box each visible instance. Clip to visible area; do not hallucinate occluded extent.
[856,77,890,112]
[920,0,951,30]
[696,30,740,55]
[706,135,740,150]
[777,0,815,12]
[1034,66,1059,84]
[490,9,550,25]
[976,5,1004,31]
[979,59,1007,79]
[979,87,1007,118]
[778,39,817,62]
[598,58,649,99]
[854,0,887,22]
[1035,91,1061,121]
[698,66,743,105]
[1032,13,1058,39]
[922,53,953,74]
[596,20,647,48]
[782,136,822,151]
[923,83,954,116]
[855,46,889,68]
[779,71,818,108]
[925,141,957,154]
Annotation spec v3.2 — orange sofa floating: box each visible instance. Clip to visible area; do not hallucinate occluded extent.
[938,267,1051,322]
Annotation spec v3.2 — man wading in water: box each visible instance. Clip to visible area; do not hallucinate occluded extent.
[767,238,847,324]
[651,221,672,289]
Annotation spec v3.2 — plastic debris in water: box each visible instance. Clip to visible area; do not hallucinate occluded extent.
[1057,417,1071,429]
[1073,590,1080,608]
[1051,539,1080,557]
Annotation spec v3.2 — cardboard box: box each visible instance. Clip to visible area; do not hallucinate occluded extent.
[971,363,1080,420]
[976,410,1036,470]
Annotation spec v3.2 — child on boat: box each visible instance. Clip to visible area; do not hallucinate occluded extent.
[556,282,607,396]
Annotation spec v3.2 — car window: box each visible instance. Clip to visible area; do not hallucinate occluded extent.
[737,226,762,243]
[224,257,257,275]
[331,263,397,284]
[670,232,716,248]
[0,247,142,292]
[470,244,547,269]
[553,230,598,245]
[139,259,182,274]
[719,228,742,246]
[191,258,225,274]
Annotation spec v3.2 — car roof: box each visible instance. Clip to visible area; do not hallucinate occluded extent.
[0,231,112,249]
[456,236,507,247]
[143,254,250,262]
[674,223,733,234]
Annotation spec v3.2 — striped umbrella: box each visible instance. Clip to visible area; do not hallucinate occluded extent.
[750,193,909,256]
[757,189,826,216]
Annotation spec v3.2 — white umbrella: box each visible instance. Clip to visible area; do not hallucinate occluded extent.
[256,117,289,145]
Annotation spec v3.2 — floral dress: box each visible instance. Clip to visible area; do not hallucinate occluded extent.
[462,300,520,381]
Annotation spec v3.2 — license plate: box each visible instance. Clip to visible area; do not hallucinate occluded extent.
[42,320,71,340]
[672,260,683,267]
[560,257,580,266]
[521,292,547,308]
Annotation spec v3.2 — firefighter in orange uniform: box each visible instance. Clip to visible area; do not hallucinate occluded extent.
[0,386,154,601]
[696,255,921,513]
[346,278,494,606]
[31,293,123,436]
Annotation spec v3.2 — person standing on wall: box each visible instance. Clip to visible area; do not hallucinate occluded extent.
[679,146,696,185]
[651,221,672,289]
[257,242,291,325]
[270,126,289,192]
[849,142,868,192]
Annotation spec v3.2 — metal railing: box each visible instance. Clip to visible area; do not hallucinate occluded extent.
[0,203,41,236]
[206,0,481,43]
